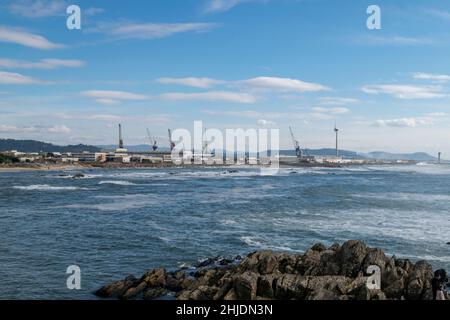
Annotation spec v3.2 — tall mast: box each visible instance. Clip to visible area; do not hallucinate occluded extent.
[118,124,124,149]
[334,123,339,157]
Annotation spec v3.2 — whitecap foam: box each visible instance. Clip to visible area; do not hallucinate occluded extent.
[64,194,157,211]
[13,184,89,191]
[354,192,450,202]
[98,180,137,186]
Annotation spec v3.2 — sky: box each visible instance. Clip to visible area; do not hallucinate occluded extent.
[1,0,450,155]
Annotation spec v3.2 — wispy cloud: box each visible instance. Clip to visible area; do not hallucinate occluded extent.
[204,109,287,118]
[237,76,330,93]
[373,118,433,128]
[157,77,224,88]
[356,34,434,46]
[362,84,445,99]
[257,119,276,126]
[160,91,257,103]
[91,22,218,40]
[0,26,64,49]
[0,58,84,69]
[0,124,71,133]
[0,71,49,84]
[426,9,450,21]
[413,72,450,82]
[8,0,66,18]
[319,97,361,106]
[56,113,123,122]
[312,107,350,115]
[81,90,149,105]
[203,0,265,14]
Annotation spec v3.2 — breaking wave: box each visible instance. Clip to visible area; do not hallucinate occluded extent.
[13,184,89,191]
[98,180,137,186]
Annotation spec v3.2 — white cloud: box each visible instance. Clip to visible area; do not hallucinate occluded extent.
[92,22,218,40]
[0,26,64,49]
[203,0,267,13]
[312,107,350,114]
[362,84,445,99]
[81,90,149,105]
[357,35,434,46]
[157,77,223,88]
[9,0,66,18]
[204,109,288,119]
[373,118,433,128]
[160,91,257,103]
[0,71,48,84]
[56,113,123,122]
[0,58,85,69]
[84,7,105,16]
[257,119,275,126]
[319,97,361,106]
[238,76,329,93]
[47,125,71,133]
[413,72,450,82]
[426,9,450,21]
[0,124,71,133]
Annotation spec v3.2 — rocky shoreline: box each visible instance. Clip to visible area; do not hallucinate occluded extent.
[95,240,438,300]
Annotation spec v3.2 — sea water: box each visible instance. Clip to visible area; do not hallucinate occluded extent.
[0,164,449,299]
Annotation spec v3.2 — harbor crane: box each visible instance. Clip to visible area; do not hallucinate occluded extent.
[289,126,303,159]
[146,128,158,151]
[168,129,176,151]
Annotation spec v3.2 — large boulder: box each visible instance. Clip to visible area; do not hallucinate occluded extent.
[234,272,259,300]
[94,275,138,298]
[405,260,433,300]
[337,240,368,277]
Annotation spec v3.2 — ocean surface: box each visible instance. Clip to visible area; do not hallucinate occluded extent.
[1,164,449,299]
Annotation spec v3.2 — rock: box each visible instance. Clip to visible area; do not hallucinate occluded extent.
[274,274,309,299]
[362,248,387,274]
[311,243,327,252]
[213,278,233,300]
[257,275,276,298]
[179,286,218,300]
[143,287,167,300]
[95,240,440,301]
[234,272,259,300]
[142,268,166,288]
[309,288,340,300]
[337,240,368,277]
[94,275,137,298]
[72,173,84,179]
[121,281,147,300]
[224,288,237,300]
[405,260,433,300]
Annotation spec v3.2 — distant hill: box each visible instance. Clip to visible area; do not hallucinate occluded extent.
[279,148,362,158]
[97,144,171,152]
[362,151,437,161]
[0,139,101,153]
[279,149,437,161]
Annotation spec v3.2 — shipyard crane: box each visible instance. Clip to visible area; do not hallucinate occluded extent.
[168,129,176,151]
[289,126,303,159]
[146,128,158,151]
[202,128,210,155]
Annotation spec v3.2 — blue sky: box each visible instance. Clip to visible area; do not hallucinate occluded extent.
[1,0,450,155]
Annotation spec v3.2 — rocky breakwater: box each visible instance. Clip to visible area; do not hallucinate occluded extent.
[95,240,434,300]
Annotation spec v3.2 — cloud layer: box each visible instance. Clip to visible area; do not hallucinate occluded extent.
[0,26,63,49]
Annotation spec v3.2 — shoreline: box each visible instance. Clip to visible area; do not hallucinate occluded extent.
[0,161,427,173]
[95,240,445,300]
